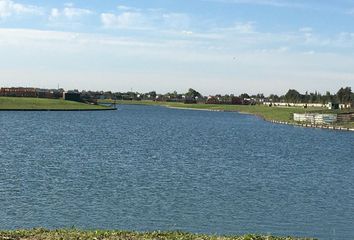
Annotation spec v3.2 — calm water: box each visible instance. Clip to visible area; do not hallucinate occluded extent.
[0,105,353,240]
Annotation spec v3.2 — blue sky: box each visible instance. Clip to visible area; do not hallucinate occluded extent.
[0,0,353,95]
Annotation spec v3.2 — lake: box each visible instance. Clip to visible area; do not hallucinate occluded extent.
[0,105,353,240]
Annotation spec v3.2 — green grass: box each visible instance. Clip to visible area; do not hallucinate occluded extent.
[0,97,111,110]
[0,229,316,240]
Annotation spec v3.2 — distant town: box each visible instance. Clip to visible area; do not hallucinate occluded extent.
[0,86,352,109]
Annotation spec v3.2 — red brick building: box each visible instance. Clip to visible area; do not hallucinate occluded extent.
[0,87,63,98]
[0,87,37,97]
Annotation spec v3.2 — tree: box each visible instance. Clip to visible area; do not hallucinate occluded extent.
[336,87,352,104]
[256,93,264,99]
[269,94,280,102]
[302,91,309,103]
[240,93,250,99]
[185,88,202,98]
[325,91,331,103]
[309,92,317,103]
[284,89,301,103]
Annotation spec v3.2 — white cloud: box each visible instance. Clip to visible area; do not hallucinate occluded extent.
[64,2,74,8]
[117,5,130,11]
[303,50,315,55]
[101,12,146,29]
[0,28,82,45]
[212,21,256,35]
[162,29,223,41]
[258,46,289,53]
[203,21,354,54]
[299,27,313,32]
[182,30,193,35]
[335,32,354,48]
[49,6,93,20]
[101,6,190,30]
[0,27,353,95]
[0,0,41,19]
[205,0,305,8]
[117,5,140,11]
[162,13,190,29]
[232,22,255,33]
[50,8,60,18]
[63,7,92,18]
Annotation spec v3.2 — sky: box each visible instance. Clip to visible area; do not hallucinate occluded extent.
[0,0,353,95]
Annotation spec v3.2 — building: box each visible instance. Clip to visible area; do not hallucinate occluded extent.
[230,97,243,105]
[0,87,37,97]
[0,87,64,99]
[63,91,81,102]
[263,102,326,108]
[206,96,247,105]
[327,102,339,110]
[184,97,197,104]
[206,96,219,104]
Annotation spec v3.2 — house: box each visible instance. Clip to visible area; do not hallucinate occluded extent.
[184,97,197,104]
[206,96,219,104]
[0,87,64,99]
[0,87,37,97]
[206,96,246,105]
[230,97,243,105]
[63,91,81,102]
[327,102,339,110]
[36,89,54,98]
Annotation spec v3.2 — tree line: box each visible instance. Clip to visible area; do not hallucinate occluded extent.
[87,86,353,104]
[281,87,353,104]
[182,87,353,104]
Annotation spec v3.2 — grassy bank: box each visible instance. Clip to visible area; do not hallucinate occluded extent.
[0,229,316,240]
[101,100,354,129]
[0,97,112,110]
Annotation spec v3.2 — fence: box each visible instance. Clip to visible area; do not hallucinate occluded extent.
[336,113,354,122]
[293,113,337,124]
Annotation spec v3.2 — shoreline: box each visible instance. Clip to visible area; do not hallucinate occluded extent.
[0,229,315,240]
[161,105,354,132]
[0,108,117,111]
[166,106,224,112]
[0,97,117,111]
[269,120,354,132]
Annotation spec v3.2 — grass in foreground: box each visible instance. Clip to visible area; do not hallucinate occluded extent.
[0,97,110,110]
[0,229,316,240]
